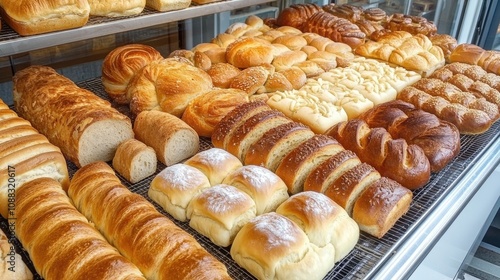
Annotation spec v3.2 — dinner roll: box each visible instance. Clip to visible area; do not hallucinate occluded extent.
[184,148,242,186]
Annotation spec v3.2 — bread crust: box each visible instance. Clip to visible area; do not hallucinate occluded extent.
[88,0,145,17]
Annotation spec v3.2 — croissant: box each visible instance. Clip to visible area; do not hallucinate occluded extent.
[67,162,231,280]
[15,178,146,280]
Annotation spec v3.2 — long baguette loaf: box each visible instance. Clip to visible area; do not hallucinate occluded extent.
[326,119,431,190]
[68,162,231,280]
[0,99,69,218]
[13,66,134,167]
[15,178,146,280]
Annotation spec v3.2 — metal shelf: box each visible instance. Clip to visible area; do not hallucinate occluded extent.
[0,0,277,57]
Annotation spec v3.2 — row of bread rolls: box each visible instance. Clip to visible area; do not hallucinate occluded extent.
[12,65,134,168]
[0,0,193,36]
[449,44,500,75]
[0,98,69,218]
[212,101,413,238]
[68,161,232,279]
[14,178,146,280]
[231,192,359,280]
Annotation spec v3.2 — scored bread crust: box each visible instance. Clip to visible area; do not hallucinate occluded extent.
[0,0,90,36]
[12,65,134,168]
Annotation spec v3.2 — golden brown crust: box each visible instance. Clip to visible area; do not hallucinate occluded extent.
[206,63,241,88]
[0,0,90,36]
[275,3,323,30]
[181,88,249,137]
[128,59,213,117]
[102,44,163,104]
[88,0,145,17]
[225,37,275,68]
[352,177,412,238]
[385,13,437,36]
[430,34,458,62]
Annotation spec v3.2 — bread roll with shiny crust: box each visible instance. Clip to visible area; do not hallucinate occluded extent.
[450,44,500,75]
[145,0,190,11]
[276,191,359,262]
[182,88,249,137]
[304,150,361,194]
[430,34,458,62]
[168,49,212,71]
[323,163,381,216]
[0,0,90,36]
[226,37,275,68]
[0,230,33,280]
[245,122,315,172]
[359,100,461,172]
[230,66,271,95]
[88,0,145,16]
[326,119,431,189]
[13,65,134,168]
[353,177,412,238]
[134,110,199,166]
[184,148,242,186]
[128,59,213,117]
[102,44,163,104]
[230,212,335,280]
[112,139,157,183]
[149,163,211,221]
[272,50,308,71]
[278,67,307,89]
[226,110,291,162]
[16,178,146,280]
[187,184,256,247]
[68,162,231,280]
[212,101,272,149]
[275,135,345,194]
[275,3,323,30]
[206,63,241,88]
[223,165,289,215]
[272,34,308,51]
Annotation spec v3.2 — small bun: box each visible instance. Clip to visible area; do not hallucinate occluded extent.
[206,63,241,88]
[184,147,243,186]
[226,37,275,68]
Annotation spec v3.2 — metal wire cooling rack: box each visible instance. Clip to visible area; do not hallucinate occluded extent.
[1,77,499,279]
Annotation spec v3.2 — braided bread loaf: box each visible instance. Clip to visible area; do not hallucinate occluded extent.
[326,119,430,190]
[384,13,437,36]
[15,178,146,280]
[449,44,500,75]
[357,100,460,172]
[275,3,323,30]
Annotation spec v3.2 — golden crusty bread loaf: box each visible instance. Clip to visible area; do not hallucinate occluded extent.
[13,65,134,168]
[225,37,275,69]
[326,119,431,190]
[245,122,315,172]
[146,0,190,11]
[352,177,413,238]
[358,100,461,172]
[88,0,145,16]
[275,3,323,30]
[184,148,242,186]
[134,110,199,166]
[430,34,458,62]
[127,58,213,117]
[0,99,70,218]
[16,177,146,280]
[275,135,345,194]
[231,212,335,280]
[222,165,289,215]
[1,227,33,280]
[449,44,500,75]
[206,63,241,88]
[182,88,249,138]
[0,0,90,36]
[102,44,163,104]
[112,138,157,184]
[68,162,231,280]
[384,13,437,36]
[168,49,212,71]
[149,163,211,222]
[276,191,359,262]
[187,184,257,247]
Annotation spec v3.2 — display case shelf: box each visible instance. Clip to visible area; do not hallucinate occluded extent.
[0,0,277,57]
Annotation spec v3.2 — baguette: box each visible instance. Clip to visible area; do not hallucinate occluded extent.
[13,66,134,167]
[68,162,231,280]
[15,178,146,280]
[134,110,199,166]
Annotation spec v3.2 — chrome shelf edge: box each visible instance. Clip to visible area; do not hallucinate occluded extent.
[371,136,500,280]
[0,0,277,57]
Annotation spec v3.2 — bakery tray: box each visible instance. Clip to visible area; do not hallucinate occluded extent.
[1,77,500,279]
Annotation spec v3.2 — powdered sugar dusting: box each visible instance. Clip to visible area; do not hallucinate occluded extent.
[299,192,336,219]
[252,213,302,249]
[237,165,282,190]
[192,148,239,166]
[156,164,208,190]
[198,184,252,214]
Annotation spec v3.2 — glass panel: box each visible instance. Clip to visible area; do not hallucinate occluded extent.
[494,23,500,50]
